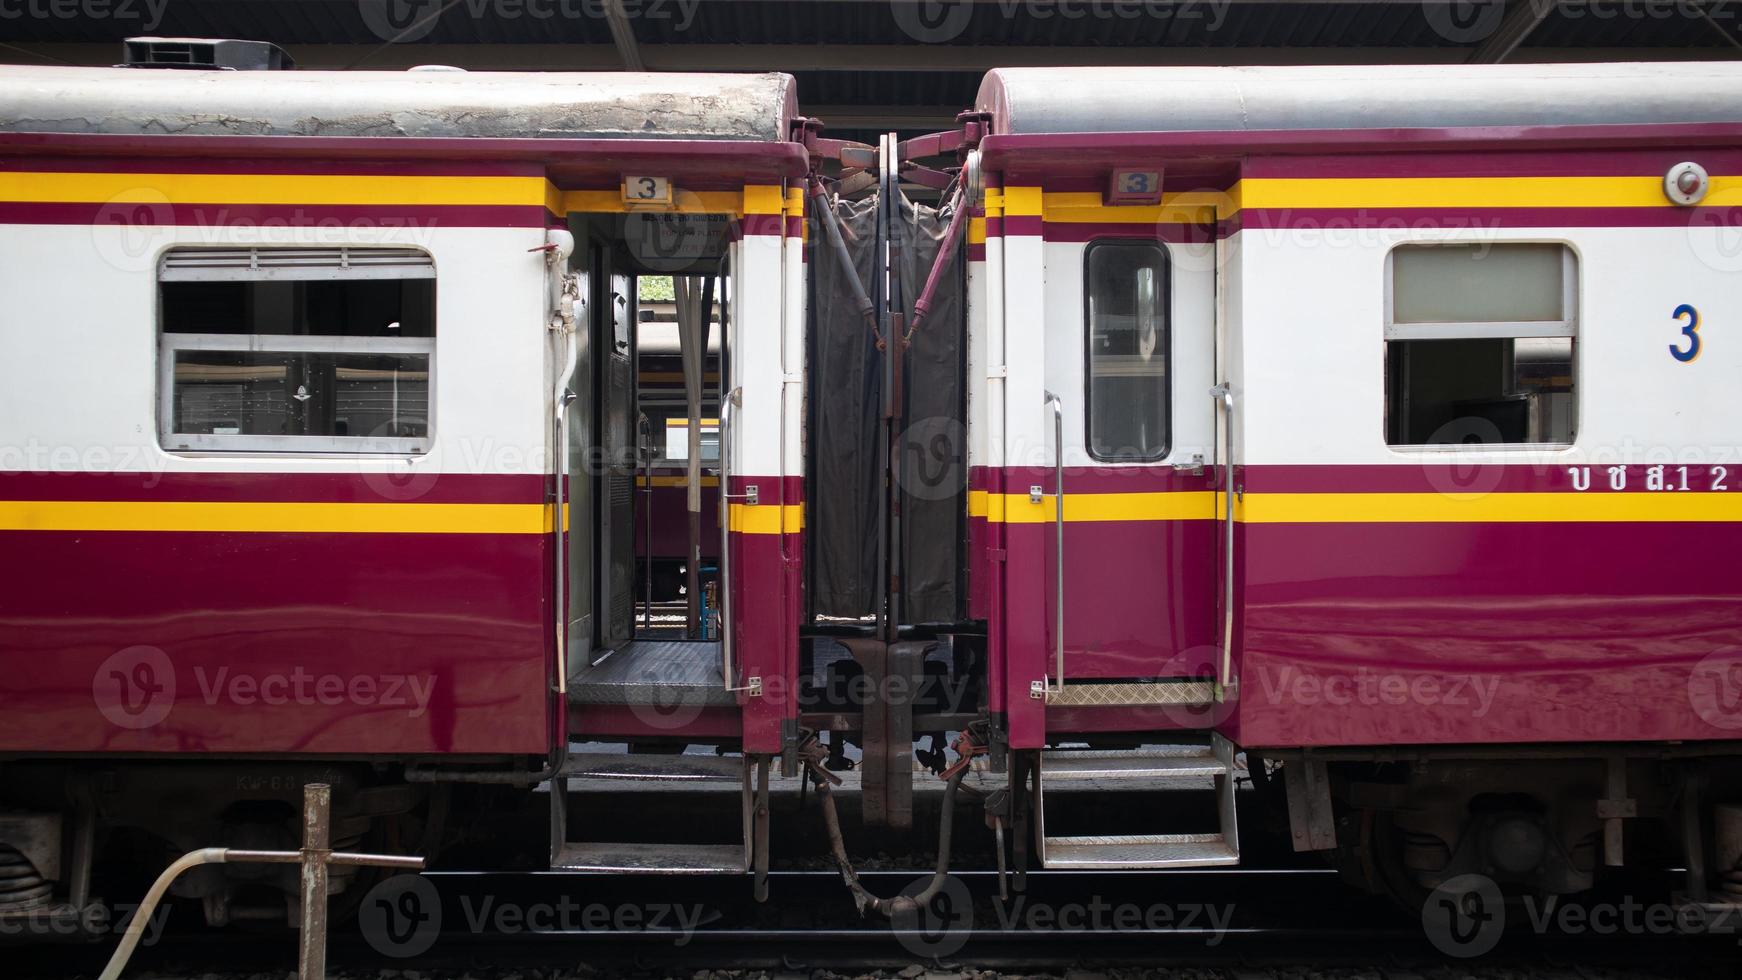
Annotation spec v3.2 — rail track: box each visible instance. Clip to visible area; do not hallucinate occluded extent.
[13,867,1740,979]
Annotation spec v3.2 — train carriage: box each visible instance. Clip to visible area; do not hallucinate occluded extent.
[0,56,809,921]
[7,51,1742,939]
[964,62,1742,895]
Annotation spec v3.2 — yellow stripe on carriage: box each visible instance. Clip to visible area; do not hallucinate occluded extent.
[0,500,549,534]
[727,503,804,534]
[970,489,1742,524]
[991,491,1217,523]
[4,172,550,207]
[1242,491,1742,524]
[1229,175,1742,215]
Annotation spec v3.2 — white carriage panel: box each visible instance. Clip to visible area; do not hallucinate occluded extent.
[0,222,547,477]
[1002,232,1050,468]
[782,199,807,484]
[1039,239,1216,468]
[1557,224,1742,466]
[1235,222,1742,468]
[967,253,988,475]
[1218,231,1246,465]
[729,232,788,478]
[982,231,1009,474]
[1232,227,1384,465]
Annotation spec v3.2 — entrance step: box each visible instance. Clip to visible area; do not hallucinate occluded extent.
[1037,734,1241,869]
[1043,833,1239,869]
[551,752,756,875]
[553,841,746,874]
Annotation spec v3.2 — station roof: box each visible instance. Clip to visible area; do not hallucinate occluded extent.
[2,0,1739,144]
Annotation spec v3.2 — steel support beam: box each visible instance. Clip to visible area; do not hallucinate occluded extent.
[603,0,646,71]
[1466,0,1554,64]
[3,43,1728,73]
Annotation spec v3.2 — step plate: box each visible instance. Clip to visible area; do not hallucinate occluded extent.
[1042,833,1239,869]
[553,841,746,874]
[1040,751,1226,781]
[1046,681,1215,707]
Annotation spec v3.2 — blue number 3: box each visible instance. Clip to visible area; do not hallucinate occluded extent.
[1670,304,1701,363]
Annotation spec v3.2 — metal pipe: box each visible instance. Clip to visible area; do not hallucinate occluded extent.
[639,413,653,632]
[905,183,967,339]
[1045,391,1064,693]
[98,848,226,980]
[719,386,742,688]
[811,758,967,917]
[299,784,330,980]
[1211,383,1236,692]
[807,176,877,336]
[98,790,425,980]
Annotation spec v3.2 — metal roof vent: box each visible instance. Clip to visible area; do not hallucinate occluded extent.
[123,37,294,71]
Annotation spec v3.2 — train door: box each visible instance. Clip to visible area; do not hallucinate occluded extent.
[597,259,637,652]
[564,240,596,657]
[1040,220,1220,694]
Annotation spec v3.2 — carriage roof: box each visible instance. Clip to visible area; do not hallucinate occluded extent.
[0,65,798,143]
[976,63,1742,136]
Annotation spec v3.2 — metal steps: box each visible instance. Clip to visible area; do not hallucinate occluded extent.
[550,752,752,875]
[553,841,746,874]
[1037,734,1241,869]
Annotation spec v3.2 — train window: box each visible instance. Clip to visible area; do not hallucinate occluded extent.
[157,247,436,453]
[1385,243,1577,447]
[1085,241,1170,461]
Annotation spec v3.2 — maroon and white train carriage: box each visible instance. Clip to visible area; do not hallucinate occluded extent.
[6,50,1742,935]
[0,53,810,922]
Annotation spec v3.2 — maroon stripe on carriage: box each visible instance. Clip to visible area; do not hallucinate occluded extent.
[0,201,549,228]
[0,471,546,505]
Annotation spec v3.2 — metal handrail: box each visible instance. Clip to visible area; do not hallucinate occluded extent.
[718,387,740,688]
[1046,391,1064,695]
[1210,383,1237,695]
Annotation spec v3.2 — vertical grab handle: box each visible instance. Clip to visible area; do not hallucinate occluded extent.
[719,387,739,690]
[1032,392,1066,700]
[718,387,761,696]
[1210,383,1238,697]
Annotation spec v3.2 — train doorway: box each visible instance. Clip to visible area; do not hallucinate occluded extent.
[560,211,741,734]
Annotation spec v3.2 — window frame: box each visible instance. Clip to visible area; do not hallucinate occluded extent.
[1382,241,1580,451]
[1082,238,1173,464]
[156,246,437,456]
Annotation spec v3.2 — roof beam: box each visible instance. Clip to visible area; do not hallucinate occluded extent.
[602,0,646,71]
[1,42,1729,73]
[1467,0,1554,64]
